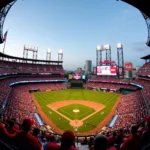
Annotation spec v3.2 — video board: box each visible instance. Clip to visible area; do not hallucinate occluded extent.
[72,73,82,80]
[97,66,117,76]
[69,73,86,80]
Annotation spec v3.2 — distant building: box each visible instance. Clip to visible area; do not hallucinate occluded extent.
[76,67,83,74]
[85,60,92,73]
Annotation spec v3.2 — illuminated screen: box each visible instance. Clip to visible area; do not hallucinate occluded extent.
[97,66,117,76]
[82,75,86,79]
[72,74,81,80]
[72,72,82,80]
[69,74,72,79]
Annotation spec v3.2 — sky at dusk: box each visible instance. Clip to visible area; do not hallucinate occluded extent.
[0,0,149,70]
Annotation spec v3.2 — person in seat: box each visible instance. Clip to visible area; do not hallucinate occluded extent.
[13,118,43,150]
[90,134,108,150]
[47,135,60,150]
[0,114,15,141]
[61,130,77,150]
[120,124,141,150]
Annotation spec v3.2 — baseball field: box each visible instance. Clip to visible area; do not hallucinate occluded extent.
[33,89,120,135]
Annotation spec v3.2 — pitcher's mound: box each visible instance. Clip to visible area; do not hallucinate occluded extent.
[70,120,83,127]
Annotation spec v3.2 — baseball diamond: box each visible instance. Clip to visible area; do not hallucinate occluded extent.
[33,89,120,135]
[0,1,150,150]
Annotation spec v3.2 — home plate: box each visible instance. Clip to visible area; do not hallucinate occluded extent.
[70,120,83,127]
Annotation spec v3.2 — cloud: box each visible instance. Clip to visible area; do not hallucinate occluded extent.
[130,41,150,54]
[121,41,149,67]
[112,9,139,25]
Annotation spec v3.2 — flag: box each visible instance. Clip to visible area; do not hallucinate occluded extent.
[3,31,8,42]
[142,12,148,19]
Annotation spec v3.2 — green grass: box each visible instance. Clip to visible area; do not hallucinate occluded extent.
[34,89,119,133]
[57,104,95,120]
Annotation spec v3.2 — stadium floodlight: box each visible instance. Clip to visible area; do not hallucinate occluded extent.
[58,49,63,54]
[100,45,103,51]
[29,45,32,50]
[117,43,123,49]
[27,45,29,50]
[47,48,51,53]
[96,45,101,51]
[103,44,111,50]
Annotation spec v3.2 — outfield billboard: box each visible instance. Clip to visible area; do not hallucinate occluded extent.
[72,72,82,80]
[124,62,133,71]
[97,66,117,76]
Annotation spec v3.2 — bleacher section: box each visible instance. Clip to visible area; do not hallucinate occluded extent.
[0,60,63,74]
[0,76,65,106]
[4,83,67,127]
[137,62,150,76]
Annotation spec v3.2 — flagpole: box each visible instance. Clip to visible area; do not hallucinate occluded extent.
[3,39,7,54]
[3,30,8,54]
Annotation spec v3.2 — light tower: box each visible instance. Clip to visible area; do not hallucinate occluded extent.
[117,43,124,78]
[58,49,63,62]
[23,45,38,60]
[46,48,51,61]
[96,45,103,66]
[103,44,111,62]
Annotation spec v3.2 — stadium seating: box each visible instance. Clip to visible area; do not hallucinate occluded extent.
[112,91,148,130]
[137,62,150,76]
[84,79,150,132]
[4,83,67,127]
[0,76,64,106]
[0,60,64,74]
[0,76,149,150]
[84,82,137,90]
[0,61,150,150]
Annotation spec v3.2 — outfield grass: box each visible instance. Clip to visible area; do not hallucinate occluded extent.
[57,104,95,120]
[34,89,119,132]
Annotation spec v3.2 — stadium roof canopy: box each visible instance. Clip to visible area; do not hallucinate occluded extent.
[141,54,150,60]
[121,0,150,17]
[0,0,15,10]
[0,52,63,64]
[0,0,17,44]
[121,0,150,47]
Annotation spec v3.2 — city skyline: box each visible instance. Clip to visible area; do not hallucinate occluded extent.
[0,0,149,70]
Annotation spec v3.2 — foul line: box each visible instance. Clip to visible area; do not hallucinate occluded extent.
[49,107,72,122]
[47,105,105,124]
[81,106,105,121]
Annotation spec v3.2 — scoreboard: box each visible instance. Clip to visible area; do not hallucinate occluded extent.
[97,66,117,76]
[69,72,86,80]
